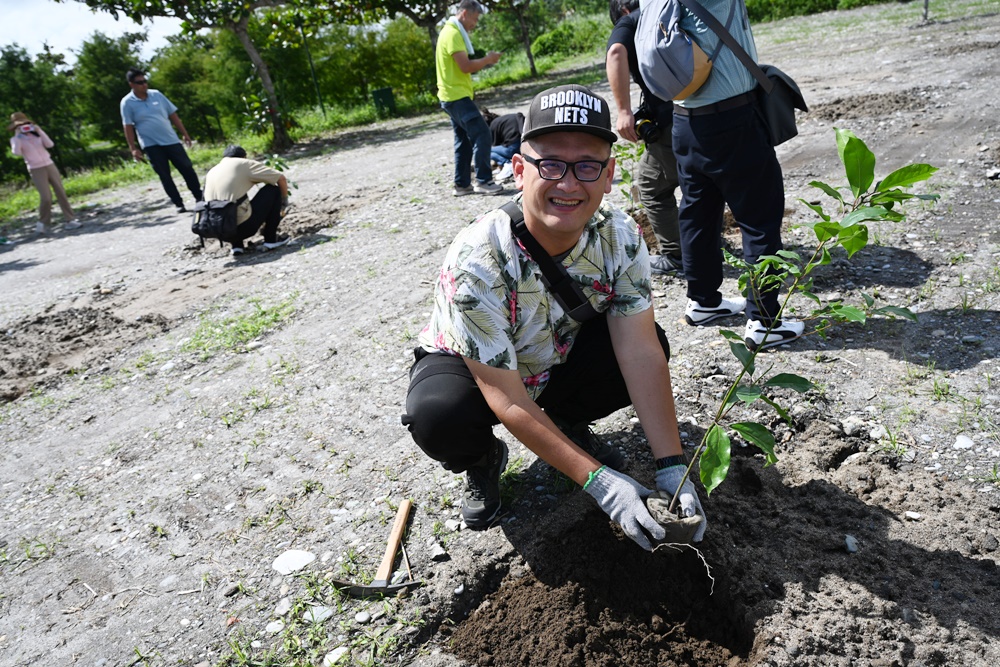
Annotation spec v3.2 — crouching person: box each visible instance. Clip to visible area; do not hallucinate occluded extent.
[203,145,290,256]
[401,84,707,550]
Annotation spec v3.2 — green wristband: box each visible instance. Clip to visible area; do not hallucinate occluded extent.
[583,465,607,490]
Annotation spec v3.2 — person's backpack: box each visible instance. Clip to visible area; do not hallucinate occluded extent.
[191,195,246,247]
[636,0,742,102]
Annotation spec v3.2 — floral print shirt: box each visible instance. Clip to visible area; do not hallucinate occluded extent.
[418,195,652,400]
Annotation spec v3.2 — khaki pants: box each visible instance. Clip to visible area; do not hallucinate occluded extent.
[29,163,74,226]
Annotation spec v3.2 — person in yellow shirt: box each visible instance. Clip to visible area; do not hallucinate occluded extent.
[436,0,504,197]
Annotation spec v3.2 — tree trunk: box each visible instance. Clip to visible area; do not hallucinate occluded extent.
[232,18,293,151]
[515,7,537,77]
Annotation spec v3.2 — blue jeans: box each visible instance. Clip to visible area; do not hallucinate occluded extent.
[441,97,493,187]
[490,142,519,166]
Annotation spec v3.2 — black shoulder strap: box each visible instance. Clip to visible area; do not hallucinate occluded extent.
[678,0,773,94]
[502,201,599,323]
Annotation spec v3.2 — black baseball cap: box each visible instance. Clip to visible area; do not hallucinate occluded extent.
[521,84,617,145]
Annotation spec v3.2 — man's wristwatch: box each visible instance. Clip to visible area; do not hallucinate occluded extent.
[655,454,687,471]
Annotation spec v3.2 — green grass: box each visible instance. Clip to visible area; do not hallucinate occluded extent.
[182,293,298,360]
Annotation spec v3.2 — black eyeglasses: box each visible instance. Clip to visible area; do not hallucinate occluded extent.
[132,79,148,85]
[521,154,609,182]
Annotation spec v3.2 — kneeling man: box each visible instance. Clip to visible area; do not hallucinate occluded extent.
[203,145,290,256]
[402,84,706,550]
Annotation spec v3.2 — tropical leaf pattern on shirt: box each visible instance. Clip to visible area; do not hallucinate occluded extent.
[418,195,653,399]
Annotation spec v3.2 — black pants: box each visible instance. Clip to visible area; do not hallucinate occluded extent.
[401,315,670,473]
[144,143,202,206]
[672,100,785,323]
[232,185,282,249]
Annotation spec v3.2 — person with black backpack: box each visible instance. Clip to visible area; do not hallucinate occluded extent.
[401,84,707,550]
[606,0,684,277]
[200,145,289,256]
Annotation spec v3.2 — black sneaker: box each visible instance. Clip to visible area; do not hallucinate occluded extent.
[462,438,509,529]
[176,204,187,214]
[649,254,682,276]
[551,418,626,470]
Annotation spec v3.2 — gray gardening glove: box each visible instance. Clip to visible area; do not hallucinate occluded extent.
[655,465,707,542]
[280,195,290,217]
[584,467,665,551]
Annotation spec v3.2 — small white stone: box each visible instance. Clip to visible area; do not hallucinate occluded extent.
[303,606,334,623]
[904,511,922,521]
[180,618,190,627]
[954,435,975,450]
[845,535,859,553]
[444,519,462,532]
[274,597,292,616]
[323,646,350,666]
[265,621,285,634]
[273,549,316,574]
[355,611,371,624]
[454,583,465,595]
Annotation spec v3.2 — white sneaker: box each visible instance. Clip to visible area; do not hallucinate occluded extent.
[261,236,290,250]
[474,181,504,195]
[684,296,746,326]
[744,318,805,351]
[34,222,51,235]
[231,247,245,256]
[65,219,82,229]
[495,162,514,183]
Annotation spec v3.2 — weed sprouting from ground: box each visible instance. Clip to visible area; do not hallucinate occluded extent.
[183,293,298,359]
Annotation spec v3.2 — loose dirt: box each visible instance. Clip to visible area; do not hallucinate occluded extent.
[1,3,998,667]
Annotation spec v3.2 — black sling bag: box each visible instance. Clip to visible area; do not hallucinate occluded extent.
[501,201,600,323]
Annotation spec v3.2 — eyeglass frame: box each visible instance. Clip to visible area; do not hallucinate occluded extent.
[520,154,610,182]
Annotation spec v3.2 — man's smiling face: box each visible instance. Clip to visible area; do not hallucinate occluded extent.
[513,131,615,255]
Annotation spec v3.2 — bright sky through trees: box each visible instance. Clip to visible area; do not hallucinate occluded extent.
[0,0,182,64]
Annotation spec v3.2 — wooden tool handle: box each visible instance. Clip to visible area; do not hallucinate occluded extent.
[373,499,412,584]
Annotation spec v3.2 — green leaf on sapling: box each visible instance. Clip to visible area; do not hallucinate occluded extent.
[874,305,918,322]
[877,163,938,190]
[836,128,876,198]
[735,385,762,404]
[700,424,731,496]
[764,373,814,392]
[808,180,844,203]
[729,341,756,376]
[837,224,869,257]
[812,221,841,242]
[829,304,866,322]
[731,422,778,466]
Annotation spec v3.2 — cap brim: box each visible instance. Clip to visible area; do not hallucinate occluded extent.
[522,125,617,145]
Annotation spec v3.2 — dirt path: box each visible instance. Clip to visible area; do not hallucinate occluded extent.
[1,3,999,666]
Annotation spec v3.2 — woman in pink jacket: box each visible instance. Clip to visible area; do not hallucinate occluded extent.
[8,112,79,235]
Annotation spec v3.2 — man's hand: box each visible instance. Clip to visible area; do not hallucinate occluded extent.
[655,465,707,542]
[280,195,290,218]
[130,147,145,162]
[485,51,502,66]
[585,467,665,551]
[616,109,639,143]
[182,136,193,148]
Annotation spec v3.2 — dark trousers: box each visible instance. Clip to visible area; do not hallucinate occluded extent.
[636,130,682,260]
[401,315,671,473]
[144,143,202,207]
[672,102,785,323]
[232,184,282,249]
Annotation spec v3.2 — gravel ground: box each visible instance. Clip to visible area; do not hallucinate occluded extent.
[1,2,998,666]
